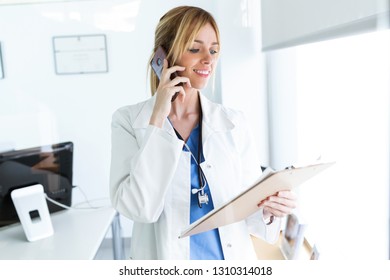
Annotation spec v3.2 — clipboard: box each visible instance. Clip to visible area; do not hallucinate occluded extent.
[179,162,335,238]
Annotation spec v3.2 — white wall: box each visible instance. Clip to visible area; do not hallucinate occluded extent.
[217,0,269,164]
[0,0,268,237]
[266,48,298,170]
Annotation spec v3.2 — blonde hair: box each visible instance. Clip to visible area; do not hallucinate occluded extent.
[148,6,220,95]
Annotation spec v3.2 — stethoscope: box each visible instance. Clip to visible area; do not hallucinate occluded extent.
[171,112,209,208]
[189,151,209,208]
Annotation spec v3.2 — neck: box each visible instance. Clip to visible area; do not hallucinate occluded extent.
[169,88,201,120]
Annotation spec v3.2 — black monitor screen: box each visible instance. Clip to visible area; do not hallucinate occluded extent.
[0,142,73,227]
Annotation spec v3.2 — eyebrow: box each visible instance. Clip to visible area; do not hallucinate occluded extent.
[194,39,219,46]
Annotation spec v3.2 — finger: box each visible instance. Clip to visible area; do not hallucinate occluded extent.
[160,60,184,80]
[257,199,266,207]
[262,200,295,216]
[269,196,297,209]
[277,190,297,200]
[169,65,186,73]
[168,76,191,88]
[257,196,276,207]
[257,190,296,207]
[258,192,282,206]
[158,59,168,81]
[269,192,297,207]
[268,200,295,214]
[162,65,185,81]
[263,206,289,218]
[263,202,294,217]
[172,86,186,100]
[163,58,168,69]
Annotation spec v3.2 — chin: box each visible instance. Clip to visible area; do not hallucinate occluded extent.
[191,81,209,90]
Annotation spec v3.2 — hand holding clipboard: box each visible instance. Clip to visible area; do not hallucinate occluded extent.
[180,162,335,238]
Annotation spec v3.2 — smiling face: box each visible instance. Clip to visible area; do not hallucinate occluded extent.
[176,23,220,90]
[150,6,221,95]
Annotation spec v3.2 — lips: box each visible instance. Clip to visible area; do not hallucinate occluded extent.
[193,69,211,77]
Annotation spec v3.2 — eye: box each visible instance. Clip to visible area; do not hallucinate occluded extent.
[210,49,218,55]
[189,49,199,53]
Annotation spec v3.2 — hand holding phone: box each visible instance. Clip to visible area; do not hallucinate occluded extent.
[150,46,182,102]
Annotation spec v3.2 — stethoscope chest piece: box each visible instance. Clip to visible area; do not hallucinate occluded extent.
[197,190,209,208]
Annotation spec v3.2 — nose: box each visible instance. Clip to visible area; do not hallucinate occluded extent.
[201,52,213,65]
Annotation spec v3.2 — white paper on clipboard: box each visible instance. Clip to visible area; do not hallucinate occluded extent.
[179,162,335,238]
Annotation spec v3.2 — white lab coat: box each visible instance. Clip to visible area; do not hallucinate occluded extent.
[109,93,281,260]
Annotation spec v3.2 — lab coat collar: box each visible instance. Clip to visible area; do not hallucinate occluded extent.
[132,92,235,133]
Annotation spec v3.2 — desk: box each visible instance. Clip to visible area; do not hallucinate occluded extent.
[0,207,121,260]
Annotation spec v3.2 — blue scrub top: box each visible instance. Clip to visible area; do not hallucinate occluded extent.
[185,124,224,260]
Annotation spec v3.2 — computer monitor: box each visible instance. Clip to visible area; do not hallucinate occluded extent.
[0,142,73,227]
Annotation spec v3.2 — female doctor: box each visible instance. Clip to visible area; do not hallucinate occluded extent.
[109,6,297,260]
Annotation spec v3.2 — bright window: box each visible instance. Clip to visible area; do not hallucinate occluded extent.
[294,30,390,260]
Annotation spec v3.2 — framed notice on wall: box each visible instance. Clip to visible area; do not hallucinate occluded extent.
[0,42,4,79]
[53,34,108,75]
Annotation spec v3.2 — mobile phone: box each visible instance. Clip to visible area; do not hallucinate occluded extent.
[150,46,181,102]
